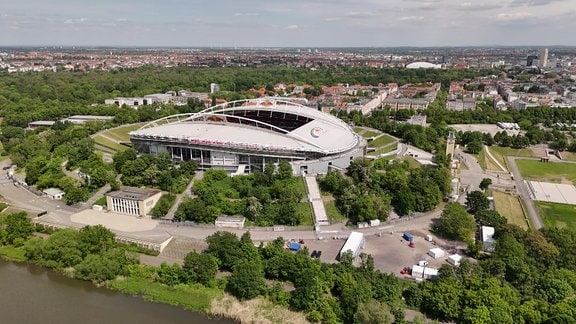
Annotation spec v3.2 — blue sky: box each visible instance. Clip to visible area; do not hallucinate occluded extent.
[1,0,574,47]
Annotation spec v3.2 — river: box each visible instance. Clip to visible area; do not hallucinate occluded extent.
[0,259,234,324]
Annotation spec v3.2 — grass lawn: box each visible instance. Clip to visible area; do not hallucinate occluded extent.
[399,156,422,169]
[94,135,129,152]
[297,202,314,226]
[0,246,27,262]
[368,143,398,157]
[368,134,396,147]
[536,201,576,230]
[483,147,506,171]
[488,146,536,171]
[361,130,380,138]
[492,190,530,230]
[104,123,147,142]
[110,276,222,313]
[324,200,346,222]
[516,159,576,183]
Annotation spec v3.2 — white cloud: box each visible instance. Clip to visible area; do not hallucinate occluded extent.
[233,12,259,17]
[284,24,299,30]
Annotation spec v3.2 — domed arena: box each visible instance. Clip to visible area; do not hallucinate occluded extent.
[130,98,367,175]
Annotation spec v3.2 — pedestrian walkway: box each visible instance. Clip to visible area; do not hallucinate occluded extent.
[304,175,329,226]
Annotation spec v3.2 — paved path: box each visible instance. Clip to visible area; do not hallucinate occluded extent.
[483,145,507,172]
[507,156,543,229]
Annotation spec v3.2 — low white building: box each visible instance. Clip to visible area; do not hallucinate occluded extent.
[447,254,463,266]
[482,226,496,252]
[105,186,162,217]
[214,216,246,229]
[412,265,439,280]
[43,188,65,200]
[339,231,365,258]
[428,247,445,259]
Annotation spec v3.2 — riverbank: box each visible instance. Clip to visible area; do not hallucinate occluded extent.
[0,245,308,324]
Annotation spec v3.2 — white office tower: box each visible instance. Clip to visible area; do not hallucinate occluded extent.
[538,48,548,68]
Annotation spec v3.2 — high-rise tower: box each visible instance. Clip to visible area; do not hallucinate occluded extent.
[538,48,548,68]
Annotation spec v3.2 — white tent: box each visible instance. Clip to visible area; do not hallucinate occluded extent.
[447,254,462,266]
[428,247,445,259]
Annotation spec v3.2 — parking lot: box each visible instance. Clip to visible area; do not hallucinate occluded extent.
[293,229,461,277]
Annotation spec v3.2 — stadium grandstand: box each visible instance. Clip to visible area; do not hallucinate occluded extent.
[129,98,366,175]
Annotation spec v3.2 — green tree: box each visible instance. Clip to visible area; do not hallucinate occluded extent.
[354,299,394,324]
[206,231,241,270]
[436,202,476,242]
[2,212,34,245]
[78,225,116,256]
[479,178,492,191]
[466,190,490,214]
[183,251,219,285]
[226,259,267,300]
[474,209,507,229]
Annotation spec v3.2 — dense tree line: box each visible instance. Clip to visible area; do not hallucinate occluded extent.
[175,162,307,226]
[0,122,118,204]
[151,231,408,323]
[320,158,452,220]
[112,149,196,193]
[0,65,492,127]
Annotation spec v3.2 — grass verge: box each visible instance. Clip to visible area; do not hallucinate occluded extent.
[368,134,396,147]
[324,200,346,222]
[535,201,576,230]
[492,190,529,230]
[0,245,27,262]
[489,146,535,170]
[297,202,314,226]
[211,294,308,324]
[109,276,222,313]
[516,159,576,183]
[104,123,147,142]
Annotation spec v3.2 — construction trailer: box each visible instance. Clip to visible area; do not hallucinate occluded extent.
[447,254,463,266]
[339,231,365,259]
[403,232,414,242]
[411,265,439,280]
[428,247,445,259]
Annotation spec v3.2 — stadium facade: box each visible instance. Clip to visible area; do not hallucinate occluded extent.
[129,98,366,175]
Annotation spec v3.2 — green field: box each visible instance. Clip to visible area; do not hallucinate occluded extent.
[492,190,530,230]
[536,201,576,229]
[368,143,398,157]
[105,123,147,142]
[94,135,129,152]
[361,130,379,138]
[488,146,536,171]
[324,200,346,222]
[516,159,576,183]
[368,134,396,147]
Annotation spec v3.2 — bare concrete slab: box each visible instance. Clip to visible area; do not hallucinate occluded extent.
[70,209,159,232]
[527,181,576,205]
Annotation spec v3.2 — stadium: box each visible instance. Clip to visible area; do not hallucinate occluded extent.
[129,98,367,175]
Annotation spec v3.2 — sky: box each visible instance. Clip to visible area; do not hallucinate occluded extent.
[1,0,575,48]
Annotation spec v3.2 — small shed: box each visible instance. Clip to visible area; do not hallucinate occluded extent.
[447,254,463,266]
[428,247,445,259]
[412,265,439,280]
[43,188,65,200]
[339,231,365,258]
[214,216,246,229]
[482,226,496,252]
[369,219,380,227]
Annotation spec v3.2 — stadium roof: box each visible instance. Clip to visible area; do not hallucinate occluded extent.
[406,62,441,69]
[131,98,360,155]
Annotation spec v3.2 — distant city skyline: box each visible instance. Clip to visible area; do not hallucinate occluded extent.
[1,0,575,48]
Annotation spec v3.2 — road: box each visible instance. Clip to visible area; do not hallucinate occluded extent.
[507,156,544,229]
